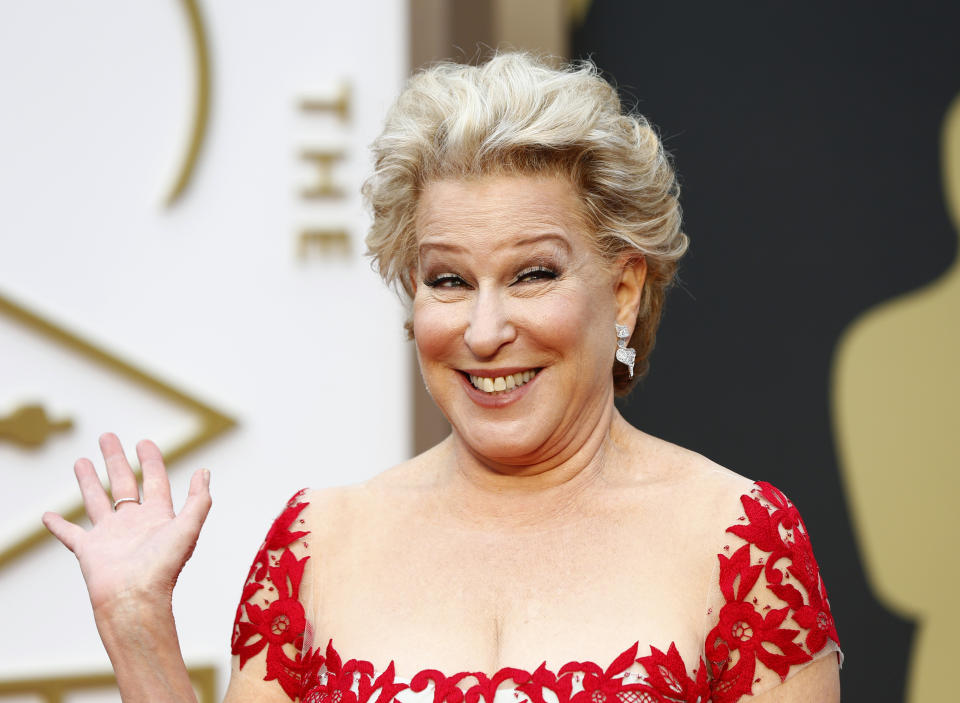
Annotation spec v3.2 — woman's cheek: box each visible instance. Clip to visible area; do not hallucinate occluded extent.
[527,292,594,346]
[412,299,462,361]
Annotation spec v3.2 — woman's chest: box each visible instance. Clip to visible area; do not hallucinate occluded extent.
[306,516,712,678]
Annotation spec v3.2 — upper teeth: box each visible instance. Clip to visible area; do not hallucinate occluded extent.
[469,370,537,393]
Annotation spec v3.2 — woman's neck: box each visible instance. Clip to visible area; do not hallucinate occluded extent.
[437,404,635,528]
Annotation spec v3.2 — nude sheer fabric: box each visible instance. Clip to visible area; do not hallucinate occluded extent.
[231,482,841,703]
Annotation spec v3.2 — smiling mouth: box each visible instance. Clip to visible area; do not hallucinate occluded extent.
[465,369,540,394]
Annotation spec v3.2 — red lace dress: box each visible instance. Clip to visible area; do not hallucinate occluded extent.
[231,482,841,703]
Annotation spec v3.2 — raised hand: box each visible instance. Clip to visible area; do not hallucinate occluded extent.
[42,433,212,614]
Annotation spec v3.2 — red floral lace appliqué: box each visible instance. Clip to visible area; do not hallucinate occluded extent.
[704,482,840,702]
[232,489,313,698]
[232,482,839,703]
[296,639,710,703]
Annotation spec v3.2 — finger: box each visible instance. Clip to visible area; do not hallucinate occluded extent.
[74,458,112,524]
[42,512,85,553]
[136,439,172,509]
[177,468,212,538]
[99,432,139,505]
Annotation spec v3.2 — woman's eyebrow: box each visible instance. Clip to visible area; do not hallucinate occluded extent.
[511,233,572,252]
[417,240,466,256]
[418,232,572,257]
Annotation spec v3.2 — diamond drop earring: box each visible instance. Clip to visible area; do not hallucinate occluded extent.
[615,324,636,378]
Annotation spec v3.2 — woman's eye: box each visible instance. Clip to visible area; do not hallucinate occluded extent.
[514,266,557,283]
[424,273,468,288]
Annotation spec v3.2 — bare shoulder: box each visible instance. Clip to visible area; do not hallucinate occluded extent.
[296,440,447,537]
[615,420,759,526]
[624,420,752,484]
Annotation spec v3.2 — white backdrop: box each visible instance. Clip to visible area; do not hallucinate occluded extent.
[0,0,409,696]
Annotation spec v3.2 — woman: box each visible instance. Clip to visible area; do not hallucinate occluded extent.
[42,53,841,702]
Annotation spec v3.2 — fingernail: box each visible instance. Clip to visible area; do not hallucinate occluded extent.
[202,468,211,486]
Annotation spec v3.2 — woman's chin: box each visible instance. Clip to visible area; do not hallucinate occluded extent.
[454,424,553,467]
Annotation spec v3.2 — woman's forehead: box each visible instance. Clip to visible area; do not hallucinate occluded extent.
[415,174,590,252]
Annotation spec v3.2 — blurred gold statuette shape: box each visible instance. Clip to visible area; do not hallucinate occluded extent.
[0,404,73,448]
[0,292,236,570]
[567,0,592,26]
[0,665,216,703]
[163,0,212,207]
[832,95,960,703]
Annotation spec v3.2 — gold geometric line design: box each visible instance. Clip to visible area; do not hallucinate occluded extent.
[0,665,216,703]
[0,291,236,569]
[163,0,212,207]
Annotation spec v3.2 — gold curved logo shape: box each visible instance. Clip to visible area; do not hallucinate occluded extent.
[0,2,216,695]
[163,0,212,207]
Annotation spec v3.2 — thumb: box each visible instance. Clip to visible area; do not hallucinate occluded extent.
[42,512,85,554]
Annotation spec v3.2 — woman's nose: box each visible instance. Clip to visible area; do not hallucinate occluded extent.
[463,288,516,358]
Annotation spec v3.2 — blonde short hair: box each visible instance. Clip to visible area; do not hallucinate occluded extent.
[363,52,687,394]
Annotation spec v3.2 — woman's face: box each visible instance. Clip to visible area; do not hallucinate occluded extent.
[412,173,641,468]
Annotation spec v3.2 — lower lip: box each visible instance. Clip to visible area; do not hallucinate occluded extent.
[458,371,539,408]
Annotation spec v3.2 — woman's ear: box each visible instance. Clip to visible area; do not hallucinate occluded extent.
[614,254,647,325]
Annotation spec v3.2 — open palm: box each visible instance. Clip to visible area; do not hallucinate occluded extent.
[42,433,212,613]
